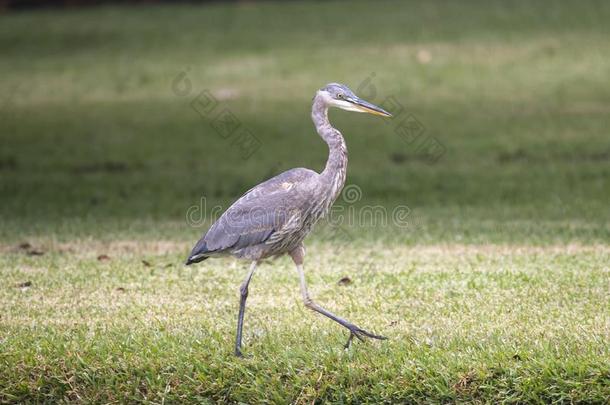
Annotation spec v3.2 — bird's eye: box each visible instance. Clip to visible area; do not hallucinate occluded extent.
[338,93,344,99]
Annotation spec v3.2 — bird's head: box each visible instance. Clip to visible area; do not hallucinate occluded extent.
[318,83,392,117]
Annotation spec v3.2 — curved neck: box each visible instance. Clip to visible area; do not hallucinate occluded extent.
[311,93,348,199]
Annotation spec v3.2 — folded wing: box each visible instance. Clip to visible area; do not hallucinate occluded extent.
[186,168,317,264]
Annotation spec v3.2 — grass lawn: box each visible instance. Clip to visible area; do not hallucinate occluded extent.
[1,0,609,402]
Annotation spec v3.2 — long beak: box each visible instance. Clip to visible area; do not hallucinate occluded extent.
[348,97,392,117]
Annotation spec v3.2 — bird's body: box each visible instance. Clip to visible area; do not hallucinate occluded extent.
[186,83,391,356]
[187,167,318,261]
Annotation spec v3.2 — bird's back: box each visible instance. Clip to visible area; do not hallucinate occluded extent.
[186,167,321,264]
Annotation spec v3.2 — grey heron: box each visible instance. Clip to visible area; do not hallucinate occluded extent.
[186,83,391,356]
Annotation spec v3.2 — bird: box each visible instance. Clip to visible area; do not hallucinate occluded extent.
[186,83,392,357]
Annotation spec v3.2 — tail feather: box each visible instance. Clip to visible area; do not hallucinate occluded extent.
[185,239,211,265]
[185,254,208,265]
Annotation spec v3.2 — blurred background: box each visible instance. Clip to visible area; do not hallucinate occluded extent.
[1,4,609,402]
[1,0,608,244]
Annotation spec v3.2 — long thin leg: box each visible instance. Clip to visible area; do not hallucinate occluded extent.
[290,246,386,348]
[235,260,258,357]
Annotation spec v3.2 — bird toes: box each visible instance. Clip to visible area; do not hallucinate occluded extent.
[344,326,387,349]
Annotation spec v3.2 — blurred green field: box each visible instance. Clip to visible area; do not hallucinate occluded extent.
[1,0,609,402]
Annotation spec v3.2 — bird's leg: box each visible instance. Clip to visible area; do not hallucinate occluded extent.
[235,260,258,357]
[344,332,355,349]
[289,247,386,347]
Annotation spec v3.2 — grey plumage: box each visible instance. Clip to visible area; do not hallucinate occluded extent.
[186,167,318,263]
[185,83,392,356]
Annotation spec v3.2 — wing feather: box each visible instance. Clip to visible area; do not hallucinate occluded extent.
[186,168,317,263]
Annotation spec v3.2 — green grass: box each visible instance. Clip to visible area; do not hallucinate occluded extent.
[2,243,609,402]
[1,0,609,402]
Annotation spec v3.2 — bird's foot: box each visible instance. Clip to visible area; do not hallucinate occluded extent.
[235,346,248,358]
[344,326,387,349]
